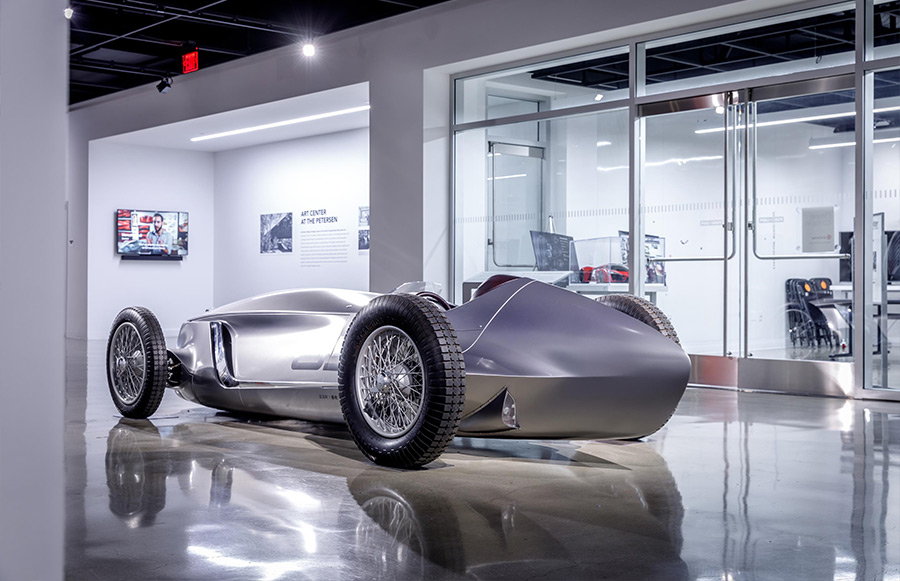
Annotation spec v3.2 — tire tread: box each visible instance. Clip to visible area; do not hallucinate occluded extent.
[596,293,681,345]
[338,293,465,468]
[106,306,167,418]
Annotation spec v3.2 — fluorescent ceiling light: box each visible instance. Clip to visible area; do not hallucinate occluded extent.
[809,136,900,150]
[596,141,612,147]
[594,94,604,101]
[487,173,527,181]
[646,155,723,167]
[809,141,855,150]
[190,105,370,142]
[695,105,900,135]
[596,154,722,171]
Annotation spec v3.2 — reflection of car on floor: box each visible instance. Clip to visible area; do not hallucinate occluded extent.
[106,275,690,468]
[347,443,688,580]
[103,418,688,580]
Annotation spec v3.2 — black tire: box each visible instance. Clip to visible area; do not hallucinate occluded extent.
[597,294,681,345]
[338,293,465,468]
[106,307,168,419]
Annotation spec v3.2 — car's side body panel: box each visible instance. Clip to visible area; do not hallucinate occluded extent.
[167,279,690,440]
[445,278,690,438]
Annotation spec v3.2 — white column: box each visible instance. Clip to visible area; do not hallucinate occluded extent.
[369,70,425,291]
[0,1,68,579]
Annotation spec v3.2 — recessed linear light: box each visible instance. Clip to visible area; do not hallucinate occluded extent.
[487,173,527,181]
[190,105,371,142]
[695,106,900,135]
[597,154,723,171]
[809,136,900,150]
[596,140,612,147]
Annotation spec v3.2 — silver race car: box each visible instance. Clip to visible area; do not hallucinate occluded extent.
[106,275,690,468]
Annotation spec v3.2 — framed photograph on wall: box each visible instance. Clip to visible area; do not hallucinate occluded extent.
[260,212,293,253]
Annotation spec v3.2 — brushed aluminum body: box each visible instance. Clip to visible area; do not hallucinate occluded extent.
[168,279,691,439]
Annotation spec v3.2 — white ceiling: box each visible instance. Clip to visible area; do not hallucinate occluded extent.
[102,82,369,153]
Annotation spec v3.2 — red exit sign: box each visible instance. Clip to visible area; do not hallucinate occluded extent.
[182,50,199,74]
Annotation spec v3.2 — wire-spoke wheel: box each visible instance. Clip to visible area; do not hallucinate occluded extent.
[106,307,167,418]
[109,322,147,405]
[339,294,465,469]
[356,326,425,438]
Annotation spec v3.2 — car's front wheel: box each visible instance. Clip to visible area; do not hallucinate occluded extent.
[338,294,465,468]
[106,307,168,418]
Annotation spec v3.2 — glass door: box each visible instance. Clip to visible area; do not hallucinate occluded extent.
[745,79,856,365]
[641,78,858,394]
[640,94,736,358]
[871,68,900,391]
[488,142,544,268]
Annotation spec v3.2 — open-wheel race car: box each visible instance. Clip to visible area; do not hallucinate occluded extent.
[106,275,690,469]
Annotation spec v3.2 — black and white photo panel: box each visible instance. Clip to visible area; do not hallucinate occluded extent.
[260,212,293,254]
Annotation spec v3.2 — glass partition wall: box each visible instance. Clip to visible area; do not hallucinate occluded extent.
[872,67,900,390]
[452,0,900,399]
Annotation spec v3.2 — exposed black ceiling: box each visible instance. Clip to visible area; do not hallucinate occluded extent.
[529,2,900,131]
[68,0,452,104]
[531,2,900,91]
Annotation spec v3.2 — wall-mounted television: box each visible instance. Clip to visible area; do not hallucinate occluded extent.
[116,209,188,260]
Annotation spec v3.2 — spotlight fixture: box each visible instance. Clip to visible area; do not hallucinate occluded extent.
[301,43,316,57]
[64,7,74,19]
[156,77,172,94]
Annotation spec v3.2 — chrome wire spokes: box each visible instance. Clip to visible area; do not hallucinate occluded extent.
[355,326,425,438]
[109,322,146,405]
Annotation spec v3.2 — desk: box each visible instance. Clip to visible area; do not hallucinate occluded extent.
[810,297,900,358]
[823,284,900,319]
[568,282,667,304]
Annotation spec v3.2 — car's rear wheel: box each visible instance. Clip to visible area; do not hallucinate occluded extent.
[338,294,465,468]
[106,307,167,418]
[596,293,680,345]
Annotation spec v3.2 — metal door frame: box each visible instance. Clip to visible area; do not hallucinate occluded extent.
[639,75,859,396]
[487,140,545,269]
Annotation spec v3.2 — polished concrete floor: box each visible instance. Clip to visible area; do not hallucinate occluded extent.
[65,340,899,580]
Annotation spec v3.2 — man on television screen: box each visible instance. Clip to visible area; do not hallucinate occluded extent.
[145,213,174,255]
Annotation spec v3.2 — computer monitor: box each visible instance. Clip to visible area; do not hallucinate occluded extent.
[839,230,900,283]
[530,231,574,271]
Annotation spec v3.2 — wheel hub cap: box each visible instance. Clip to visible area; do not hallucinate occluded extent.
[355,326,425,438]
[108,322,146,406]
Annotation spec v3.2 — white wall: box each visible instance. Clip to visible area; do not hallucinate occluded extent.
[0,2,68,579]
[87,129,369,337]
[213,128,369,306]
[87,142,215,338]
